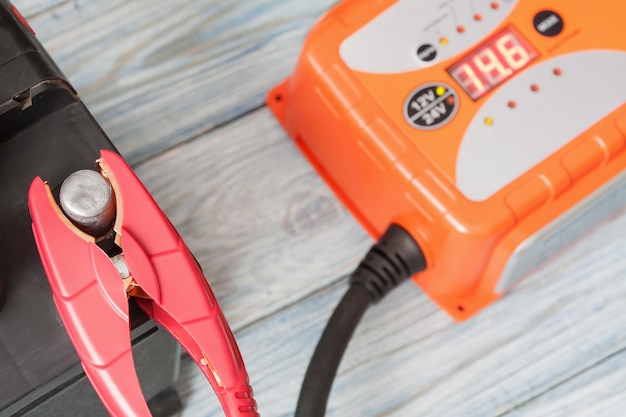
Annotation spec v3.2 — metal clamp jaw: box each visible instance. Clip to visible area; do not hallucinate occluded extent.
[28,150,259,417]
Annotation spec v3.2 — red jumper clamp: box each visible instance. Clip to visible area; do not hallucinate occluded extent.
[28,150,259,417]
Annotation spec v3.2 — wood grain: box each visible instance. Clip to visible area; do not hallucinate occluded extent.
[133,108,372,329]
[11,0,626,416]
[16,0,66,18]
[15,0,337,164]
[505,350,626,417]
[173,181,626,416]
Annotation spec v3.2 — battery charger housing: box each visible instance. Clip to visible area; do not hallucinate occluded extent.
[268,0,626,319]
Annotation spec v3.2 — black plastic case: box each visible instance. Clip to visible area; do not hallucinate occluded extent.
[0,2,181,415]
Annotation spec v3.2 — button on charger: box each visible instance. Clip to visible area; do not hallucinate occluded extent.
[534,10,563,37]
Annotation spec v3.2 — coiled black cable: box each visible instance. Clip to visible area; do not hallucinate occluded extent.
[295,224,427,417]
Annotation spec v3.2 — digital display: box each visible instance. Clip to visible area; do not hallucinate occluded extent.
[447,26,538,100]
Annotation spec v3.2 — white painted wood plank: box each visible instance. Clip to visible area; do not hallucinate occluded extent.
[12,0,336,164]
[134,108,372,329]
[12,1,626,416]
[504,351,626,417]
[177,212,626,416]
[160,108,626,416]
[13,0,66,18]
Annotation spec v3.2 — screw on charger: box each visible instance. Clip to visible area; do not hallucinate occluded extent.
[59,169,116,237]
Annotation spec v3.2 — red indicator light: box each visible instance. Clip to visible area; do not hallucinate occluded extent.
[447,26,538,100]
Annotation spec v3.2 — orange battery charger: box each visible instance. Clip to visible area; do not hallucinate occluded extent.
[268,0,626,320]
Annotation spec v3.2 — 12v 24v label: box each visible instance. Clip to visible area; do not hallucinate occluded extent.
[403,83,458,130]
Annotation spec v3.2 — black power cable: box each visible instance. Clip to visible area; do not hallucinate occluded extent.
[295,224,427,417]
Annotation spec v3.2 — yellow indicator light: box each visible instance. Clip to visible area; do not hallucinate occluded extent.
[439,37,449,46]
[435,86,446,96]
[484,117,494,126]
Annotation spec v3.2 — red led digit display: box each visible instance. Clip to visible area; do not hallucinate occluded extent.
[447,26,538,100]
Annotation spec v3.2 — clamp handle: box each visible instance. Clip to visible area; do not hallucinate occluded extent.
[28,178,152,417]
[28,151,258,417]
[101,150,259,416]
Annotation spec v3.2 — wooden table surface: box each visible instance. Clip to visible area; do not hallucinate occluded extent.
[13,1,626,416]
